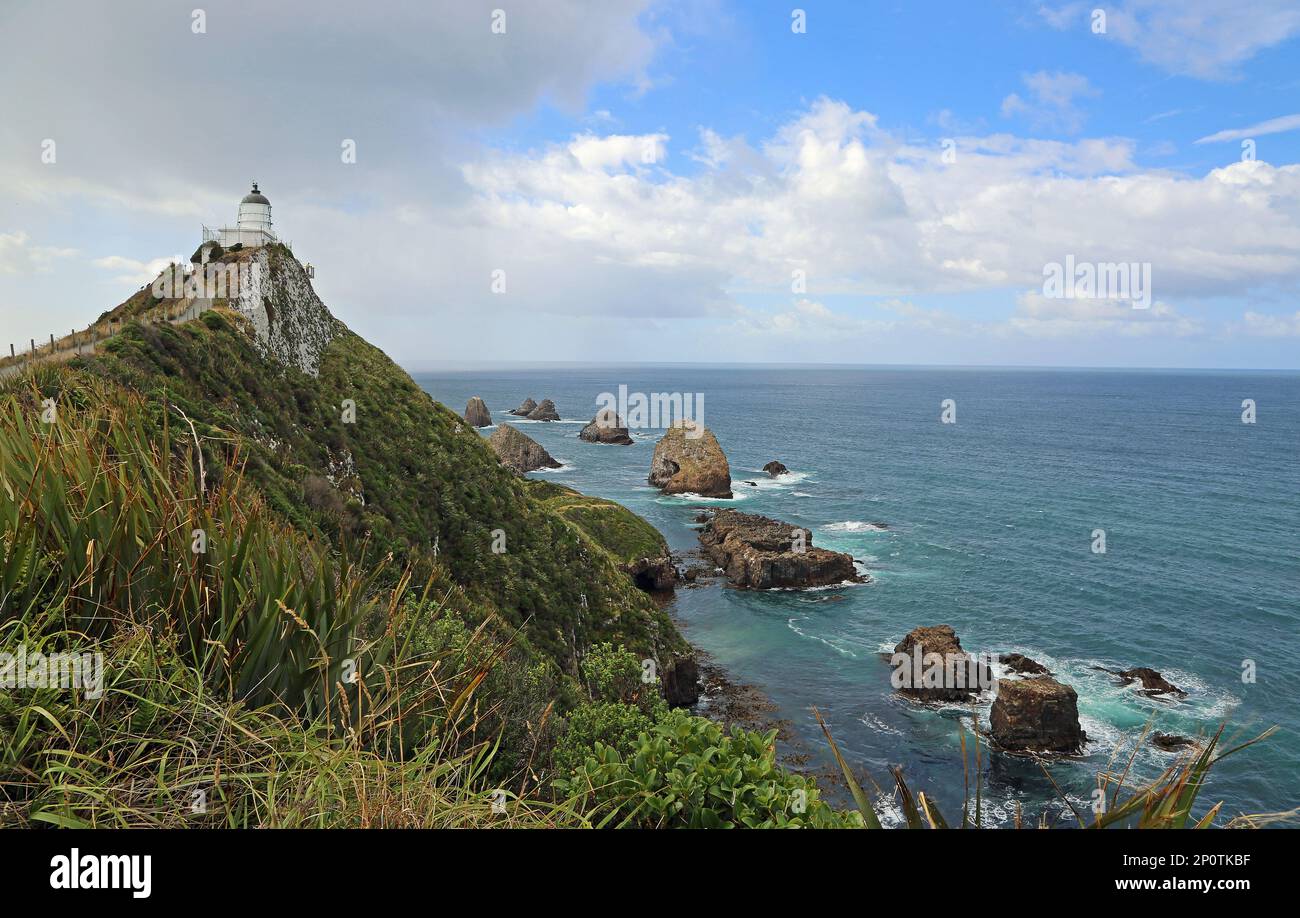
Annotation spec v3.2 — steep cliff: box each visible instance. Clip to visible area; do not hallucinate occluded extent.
[52,244,687,668]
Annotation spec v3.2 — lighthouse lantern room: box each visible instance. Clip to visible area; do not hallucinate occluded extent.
[202,182,278,248]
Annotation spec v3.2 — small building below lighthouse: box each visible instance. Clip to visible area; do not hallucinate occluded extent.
[202,182,278,249]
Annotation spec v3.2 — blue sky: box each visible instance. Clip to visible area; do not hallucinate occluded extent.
[2,0,1299,368]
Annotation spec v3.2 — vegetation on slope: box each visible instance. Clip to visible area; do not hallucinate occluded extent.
[63,304,685,670]
[1,258,1274,829]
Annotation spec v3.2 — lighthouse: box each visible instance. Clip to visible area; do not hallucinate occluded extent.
[237,183,272,238]
[203,183,278,249]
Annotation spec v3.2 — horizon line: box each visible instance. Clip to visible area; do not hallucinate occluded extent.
[399,359,1300,374]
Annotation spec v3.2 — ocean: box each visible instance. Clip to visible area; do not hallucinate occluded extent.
[413,365,1300,826]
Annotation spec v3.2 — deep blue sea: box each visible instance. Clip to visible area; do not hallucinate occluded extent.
[413,365,1300,827]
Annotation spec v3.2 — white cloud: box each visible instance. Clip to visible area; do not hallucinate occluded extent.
[1067,0,1300,80]
[456,98,1300,319]
[1233,311,1300,337]
[569,133,669,171]
[1195,114,1300,144]
[1009,291,1204,337]
[92,254,178,286]
[0,232,77,275]
[1001,71,1099,134]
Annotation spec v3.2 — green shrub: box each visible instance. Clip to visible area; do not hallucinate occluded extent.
[556,709,859,828]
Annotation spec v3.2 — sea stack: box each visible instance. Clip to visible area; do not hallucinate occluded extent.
[579,409,633,445]
[892,625,991,703]
[526,398,560,421]
[762,460,789,477]
[648,420,732,498]
[698,509,864,589]
[508,398,538,417]
[990,677,1086,754]
[464,396,492,427]
[488,424,562,474]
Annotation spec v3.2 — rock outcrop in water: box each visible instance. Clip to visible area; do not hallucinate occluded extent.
[990,677,1086,753]
[999,652,1049,676]
[508,398,537,417]
[488,424,561,474]
[464,396,492,427]
[698,509,863,589]
[891,625,991,702]
[1152,732,1196,751]
[762,460,789,477]
[1096,665,1187,698]
[579,409,633,445]
[648,420,732,498]
[527,398,560,421]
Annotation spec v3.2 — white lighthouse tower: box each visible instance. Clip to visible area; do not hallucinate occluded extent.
[237,183,272,239]
[204,182,278,249]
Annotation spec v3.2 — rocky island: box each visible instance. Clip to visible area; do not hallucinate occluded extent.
[579,408,634,445]
[527,398,560,421]
[648,420,732,498]
[488,423,562,473]
[698,509,865,589]
[990,677,1087,754]
[891,625,991,703]
[464,396,492,427]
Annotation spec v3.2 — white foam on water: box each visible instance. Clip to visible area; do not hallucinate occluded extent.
[822,520,888,533]
[531,460,575,474]
[785,617,861,657]
[659,489,750,504]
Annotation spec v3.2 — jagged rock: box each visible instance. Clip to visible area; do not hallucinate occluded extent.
[1000,652,1049,676]
[1152,732,1196,751]
[508,398,537,416]
[620,555,677,591]
[648,420,732,498]
[1095,665,1187,698]
[661,657,700,707]
[229,246,339,376]
[580,409,633,445]
[990,677,1086,753]
[762,460,789,477]
[488,424,561,474]
[464,396,492,428]
[891,625,991,702]
[526,398,560,421]
[698,509,864,589]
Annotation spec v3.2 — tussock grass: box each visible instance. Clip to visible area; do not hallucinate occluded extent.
[0,381,581,827]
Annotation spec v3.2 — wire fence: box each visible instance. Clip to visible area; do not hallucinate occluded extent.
[0,294,217,378]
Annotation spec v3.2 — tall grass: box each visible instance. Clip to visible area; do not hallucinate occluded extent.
[0,381,382,717]
[0,380,577,827]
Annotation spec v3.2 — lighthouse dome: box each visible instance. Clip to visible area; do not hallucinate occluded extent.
[241,186,271,205]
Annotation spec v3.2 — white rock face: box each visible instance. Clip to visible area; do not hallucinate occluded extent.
[230,247,339,376]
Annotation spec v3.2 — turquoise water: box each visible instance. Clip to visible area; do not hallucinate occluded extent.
[414,366,1300,826]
